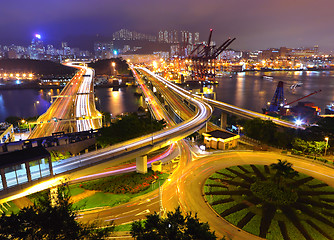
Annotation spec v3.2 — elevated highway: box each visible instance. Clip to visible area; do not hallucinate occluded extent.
[29,64,101,139]
[0,66,212,202]
[143,68,303,129]
[202,97,304,129]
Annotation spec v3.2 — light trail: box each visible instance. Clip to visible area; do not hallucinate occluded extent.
[29,63,101,138]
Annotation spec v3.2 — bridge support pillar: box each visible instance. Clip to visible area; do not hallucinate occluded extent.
[220,112,227,129]
[48,156,54,176]
[136,155,147,174]
[25,162,32,182]
[0,168,7,189]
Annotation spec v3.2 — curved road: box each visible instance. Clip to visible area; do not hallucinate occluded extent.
[166,151,334,240]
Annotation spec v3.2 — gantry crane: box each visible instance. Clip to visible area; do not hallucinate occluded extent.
[188,29,236,80]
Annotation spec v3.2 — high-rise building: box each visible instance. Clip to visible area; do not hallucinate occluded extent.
[113,29,133,40]
[169,30,178,43]
[29,34,44,60]
[46,45,57,55]
[158,31,164,42]
[163,31,169,43]
[113,29,156,41]
[194,32,200,44]
[62,42,71,56]
[94,42,114,59]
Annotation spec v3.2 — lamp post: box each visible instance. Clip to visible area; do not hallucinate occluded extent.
[325,137,329,156]
[111,62,116,76]
[20,119,26,140]
[238,126,243,136]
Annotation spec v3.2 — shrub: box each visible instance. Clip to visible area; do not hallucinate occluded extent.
[81,170,162,194]
[291,149,302,155]
[250,181,298,205]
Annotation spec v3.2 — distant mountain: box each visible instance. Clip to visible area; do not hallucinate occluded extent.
[0,59,76,75]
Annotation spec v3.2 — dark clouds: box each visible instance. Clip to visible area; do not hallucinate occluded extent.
[1,0,333,51]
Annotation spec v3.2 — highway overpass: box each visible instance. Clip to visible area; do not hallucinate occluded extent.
[0,66,212,202]
[141,68,304,129]
[29,64,102,139]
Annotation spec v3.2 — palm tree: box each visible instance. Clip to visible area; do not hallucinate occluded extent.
[270,159,299,189]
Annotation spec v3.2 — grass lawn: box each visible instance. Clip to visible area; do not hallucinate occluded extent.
[74,172,169,210]
[212,201,237,215]
[224,208,249,225]
[266,220,283,240]
[69,186,85,196]
[242,214,261,236]
[74,192,131,209]
[204,164,334,240]
[114,221,144,232]
[283,216,305,240]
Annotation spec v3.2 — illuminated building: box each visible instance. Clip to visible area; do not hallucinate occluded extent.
[94,42,114,59]
[28,34,45,60]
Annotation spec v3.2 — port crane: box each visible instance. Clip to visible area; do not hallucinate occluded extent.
[188,29,236,79]
[265,81,321,114]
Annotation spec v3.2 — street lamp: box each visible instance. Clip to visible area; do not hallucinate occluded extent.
[325,137,329,156]
[238,126,243,136]
[111,62,116,76]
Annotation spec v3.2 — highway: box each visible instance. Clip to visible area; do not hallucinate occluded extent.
[29,63,101,139]
[0,66,212,203]
[201,97,305,129]
[141,67,304,129]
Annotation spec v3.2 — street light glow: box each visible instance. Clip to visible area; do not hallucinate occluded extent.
[295,119,303,126]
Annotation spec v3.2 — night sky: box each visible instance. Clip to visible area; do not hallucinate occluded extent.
[1,0,334,51]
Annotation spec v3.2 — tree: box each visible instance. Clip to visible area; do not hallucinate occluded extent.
[292,138,308,153]
[0,185,113,240]
[292,138,329,157]
[270,159,298,189]
[4,116,20,126]
[131,207,221,240]
[244,118,277,144]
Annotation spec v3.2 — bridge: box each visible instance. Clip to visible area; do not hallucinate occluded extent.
[29,63,102,139]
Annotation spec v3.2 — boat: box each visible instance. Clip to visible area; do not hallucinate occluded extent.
[262,75,273,81]
[290,82,303,90]
[325,103,334,114]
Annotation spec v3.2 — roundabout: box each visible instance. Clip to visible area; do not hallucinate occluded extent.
[204,163,334,239]
[171,151,334,240]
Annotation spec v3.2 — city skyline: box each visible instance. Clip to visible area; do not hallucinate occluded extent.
[1,0,334,51]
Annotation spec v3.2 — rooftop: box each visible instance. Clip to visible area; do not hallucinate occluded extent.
[203,130,237,139]
[0,146,50,168]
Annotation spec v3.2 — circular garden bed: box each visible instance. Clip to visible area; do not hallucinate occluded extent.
[204,164,334,240]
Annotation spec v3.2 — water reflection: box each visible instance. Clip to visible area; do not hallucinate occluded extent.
[1,71,334,121]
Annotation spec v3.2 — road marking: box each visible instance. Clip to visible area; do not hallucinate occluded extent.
[295,166,334,179]
[135,209,150,216]
[120,208,139,215]
[147,202,158,207]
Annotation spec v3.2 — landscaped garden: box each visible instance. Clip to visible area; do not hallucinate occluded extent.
[23,170,169,211]
[71,170,168,210]
[204,160,334,240]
